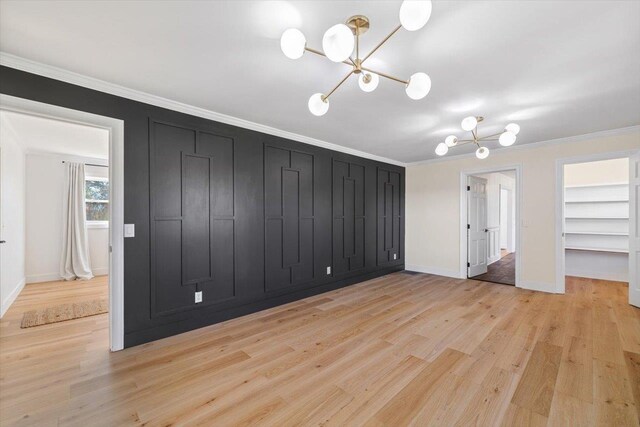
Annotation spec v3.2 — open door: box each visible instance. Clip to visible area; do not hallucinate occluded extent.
[630,153,640,308]
[468,176,488,277]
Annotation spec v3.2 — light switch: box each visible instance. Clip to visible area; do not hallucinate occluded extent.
[326,266,331,275]
[195,291,203,303]
[393,253,397,260]
[124,224,135,238]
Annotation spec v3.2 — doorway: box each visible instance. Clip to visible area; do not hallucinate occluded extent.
[556,150,640,308]
[460,166,520,287]
[0,95,124,351]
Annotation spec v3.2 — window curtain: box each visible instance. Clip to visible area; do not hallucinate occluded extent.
[60,162,93,280]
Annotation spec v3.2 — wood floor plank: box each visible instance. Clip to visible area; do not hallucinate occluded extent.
[1,274,638,426]
[510,340,563,416]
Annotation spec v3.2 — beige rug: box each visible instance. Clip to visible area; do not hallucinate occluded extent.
[21,299,108,328]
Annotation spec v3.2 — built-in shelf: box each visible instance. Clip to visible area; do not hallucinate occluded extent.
[565,231,628,236]
[565,199,628,204]
[564,182,629,255]
[565,216,629,220]
[565,246,629,254]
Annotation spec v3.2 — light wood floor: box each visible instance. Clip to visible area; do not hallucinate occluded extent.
[1,273,639,426]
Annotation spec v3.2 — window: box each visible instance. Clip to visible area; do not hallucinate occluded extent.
[85,177,109,226]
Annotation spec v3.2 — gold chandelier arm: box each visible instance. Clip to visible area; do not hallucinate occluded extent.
[478,132,503,141]
[361,66,408,85]
[361,24,402,63]
[323,70,355,101]
[305,47,353,67]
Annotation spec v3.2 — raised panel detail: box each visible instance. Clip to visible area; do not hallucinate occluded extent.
[150,120,235,316]
[264,145,315,291]
[333,160,365,275]
[377,168,402,264]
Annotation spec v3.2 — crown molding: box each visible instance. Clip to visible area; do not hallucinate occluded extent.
[407,125,640,166]
[0,52,406,167]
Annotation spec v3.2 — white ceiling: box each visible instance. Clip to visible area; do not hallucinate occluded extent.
[1,1,639,163]
[0,110,109,159]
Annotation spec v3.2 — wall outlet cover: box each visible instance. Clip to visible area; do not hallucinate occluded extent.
[195,291,202,303]
[326,266,331,275]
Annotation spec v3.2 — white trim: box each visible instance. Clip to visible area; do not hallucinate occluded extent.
[519,280,558,294]
[1,278,25,318]
[405,264,465,279]
[409,125,640,166]
[0,52,404,167]
[87,221,109,229]
[26,272,61,284]
[460,164,523,289]
[0,94,125,352]
[555,149,639,294]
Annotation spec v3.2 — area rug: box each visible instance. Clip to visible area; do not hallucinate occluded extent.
[21,299,108,328]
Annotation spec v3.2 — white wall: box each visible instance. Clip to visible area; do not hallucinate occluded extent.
[405,130,640,293]
[25,152,108,283]
[0,114,26,317]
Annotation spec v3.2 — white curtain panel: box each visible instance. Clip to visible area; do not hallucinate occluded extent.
[60,162,93,280]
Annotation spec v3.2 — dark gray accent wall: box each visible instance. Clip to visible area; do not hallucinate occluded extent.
[0,66,405,347]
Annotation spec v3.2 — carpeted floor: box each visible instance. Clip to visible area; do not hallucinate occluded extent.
[471,252,516,285]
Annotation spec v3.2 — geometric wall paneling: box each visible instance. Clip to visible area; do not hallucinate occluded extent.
[1,66,405,347]
[264,145,315,292]
[149,120,235,316]
[377,168,403,265]
[332,159,366,275]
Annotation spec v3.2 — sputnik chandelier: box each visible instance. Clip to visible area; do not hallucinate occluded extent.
[435,116,521,159]
[280,1,434,116]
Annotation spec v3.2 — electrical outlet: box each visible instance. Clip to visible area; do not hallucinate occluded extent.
[393,253,397,260]
[195,291,202,303]
[326,266,331,275]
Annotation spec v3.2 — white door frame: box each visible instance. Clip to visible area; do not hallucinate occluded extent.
[499,185,515,253]
[460,164,522,287]
[555,149,640,294]
[0,94,125,351]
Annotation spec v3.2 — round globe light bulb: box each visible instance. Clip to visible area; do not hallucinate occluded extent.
[476,146,490,159]
[308,93,329,116]
[358,72,379,92]
[505,123,520,135]
[461,116,478,131]
[405,72,431,100]
[399,0,433,31]
[499,131,517,146]
[445,135,458,147]
[280,28,306,59]
[322,24,354,62]
[435,142,449,156]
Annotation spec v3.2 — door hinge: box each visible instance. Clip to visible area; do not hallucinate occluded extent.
[467,262,470,267]
[467,224,470,230]
[467,185,471,191]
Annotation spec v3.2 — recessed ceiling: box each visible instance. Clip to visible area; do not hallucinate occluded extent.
[0,110,109,159]
[1,1,638,163]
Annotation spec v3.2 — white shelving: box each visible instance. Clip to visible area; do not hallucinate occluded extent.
[564,183,629,254]
[564,183,629,281]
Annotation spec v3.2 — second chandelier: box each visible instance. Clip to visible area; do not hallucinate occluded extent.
[280,1,434,116]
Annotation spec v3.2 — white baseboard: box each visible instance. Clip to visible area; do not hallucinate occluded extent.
[27,267,108,284]
[519,280,559,294]
[488,256,501,266]
[26,272,61,284]
[1,277,26,318]
[405,264,465,279]
[565,269,628,283]
[92,267,109,276]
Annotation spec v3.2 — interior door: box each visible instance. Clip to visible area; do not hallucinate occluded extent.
[468,175,488,277]
[630,153,640,308]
